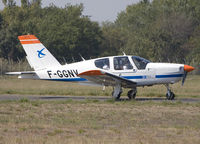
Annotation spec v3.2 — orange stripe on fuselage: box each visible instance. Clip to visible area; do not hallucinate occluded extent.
[20,40,41,44]
[78,70,105,76]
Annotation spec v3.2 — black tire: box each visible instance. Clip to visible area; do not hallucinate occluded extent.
[127,90,136,100]
[166,91,175,100]
[112,91,121,100]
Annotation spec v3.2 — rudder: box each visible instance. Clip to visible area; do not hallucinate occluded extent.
[18,35,61,70]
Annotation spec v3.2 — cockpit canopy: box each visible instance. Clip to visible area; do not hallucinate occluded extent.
[94,56,150,70]
[131,56,150,70]
[114,56,133,70]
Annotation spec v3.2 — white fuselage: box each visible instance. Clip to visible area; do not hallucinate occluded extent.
[10,34,194,100]
[26,56,184,87]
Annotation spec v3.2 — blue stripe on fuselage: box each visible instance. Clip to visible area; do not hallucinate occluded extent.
[45,78,87,82]
[123,74,183,80]
[123,76,144,79]
[45,74,183,82]
[155,74,183,78]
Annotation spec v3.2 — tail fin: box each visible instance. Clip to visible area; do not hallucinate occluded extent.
[18,35,61,70]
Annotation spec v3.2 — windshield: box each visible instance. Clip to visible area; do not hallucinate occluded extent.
[131,56,150,70]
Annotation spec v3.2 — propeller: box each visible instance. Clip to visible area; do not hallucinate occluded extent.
[182,65,195,86]
[182,71,187,86]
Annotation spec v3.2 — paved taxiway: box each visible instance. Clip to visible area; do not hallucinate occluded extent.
[0,94,200,103]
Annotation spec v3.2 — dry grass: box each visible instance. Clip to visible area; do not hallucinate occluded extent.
[0,75,200,143]
[0,75,200,98]
[0,76,112,96]
[0,100,199,144]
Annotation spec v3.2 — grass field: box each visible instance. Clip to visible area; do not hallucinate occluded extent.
[0,75,199,144]
[0,75,200,98]
[0,100,199,144]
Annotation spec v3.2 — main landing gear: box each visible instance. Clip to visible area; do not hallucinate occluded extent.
[112,84,122,100]
[127,88,137,99]
[112,84,137,100]
[165,84,175,100]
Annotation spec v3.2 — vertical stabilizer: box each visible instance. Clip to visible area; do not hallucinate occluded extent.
[18,35,61,70]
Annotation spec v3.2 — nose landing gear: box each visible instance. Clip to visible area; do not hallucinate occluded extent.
[165,84,175,100]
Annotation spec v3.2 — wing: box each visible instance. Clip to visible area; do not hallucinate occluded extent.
[78,70,136,88]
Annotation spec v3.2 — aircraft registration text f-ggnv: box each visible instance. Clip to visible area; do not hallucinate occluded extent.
[47,70,79,78]
[6,35,195,100]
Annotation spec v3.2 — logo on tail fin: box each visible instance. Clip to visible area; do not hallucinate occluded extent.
[37,48,46,58]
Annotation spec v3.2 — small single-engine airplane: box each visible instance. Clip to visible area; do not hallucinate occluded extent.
[6,35,195,100]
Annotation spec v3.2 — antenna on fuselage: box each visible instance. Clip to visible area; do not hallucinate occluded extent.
[122,52,126,56]
[79,53,85,61]
[62,57,67,64]
[72,56,75,62]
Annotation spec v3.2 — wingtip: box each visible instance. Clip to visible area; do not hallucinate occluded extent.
[5,72,22,75]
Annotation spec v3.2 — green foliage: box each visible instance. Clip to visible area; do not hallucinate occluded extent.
[2,0,16,7]
[21,0,28,8]
[2,0,7,6]
[100,22,127,56]
[96,0,199,73]
[0,0,200,73]
[0,1,102,62]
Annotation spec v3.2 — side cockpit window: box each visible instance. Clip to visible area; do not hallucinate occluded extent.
[95,58,110,70]
[114,56,133,70]
[131,56,150,70]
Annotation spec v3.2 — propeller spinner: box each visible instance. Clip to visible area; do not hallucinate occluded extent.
[182,65,195,86]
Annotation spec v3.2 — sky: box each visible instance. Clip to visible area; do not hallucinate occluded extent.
[0,0,140,22]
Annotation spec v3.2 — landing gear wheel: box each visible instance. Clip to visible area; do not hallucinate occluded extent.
[166,91,175,100]
[127,89,136,100]
[112,91,121,100]
[112,84,122,100]
[165,84,175,100]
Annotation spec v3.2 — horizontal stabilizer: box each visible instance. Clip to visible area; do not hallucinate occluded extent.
[5,71,36,75]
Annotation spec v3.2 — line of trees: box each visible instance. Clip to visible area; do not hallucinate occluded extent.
[0,0,102,62]
[0,0,199,73]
